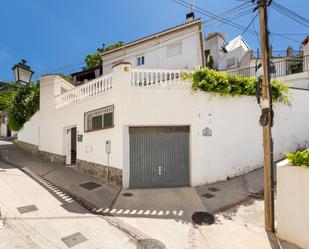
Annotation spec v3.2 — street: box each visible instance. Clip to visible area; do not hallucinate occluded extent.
[0,148,136,249]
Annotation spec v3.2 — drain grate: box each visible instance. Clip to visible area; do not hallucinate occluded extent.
[202,193,215,199]
[208,187,220,192]
[122,192,133,197]
[79,181,102,190]
[61,232,87,248]
[192,212,215,226]
[17,204,39,214]
[137,239,167,249]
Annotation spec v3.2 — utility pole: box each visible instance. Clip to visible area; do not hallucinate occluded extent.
[258,0,275,232]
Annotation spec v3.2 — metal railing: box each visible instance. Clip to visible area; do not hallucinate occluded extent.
[54,73,112,109]
[228,55,309,78]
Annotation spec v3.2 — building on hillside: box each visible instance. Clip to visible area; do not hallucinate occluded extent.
[70,15,204,86]
[0,111,11,137]
[101,17,204,75]
[205,33,253,71]
[71,65,103,85]
[16,18,309,189]
[219,34,309,85]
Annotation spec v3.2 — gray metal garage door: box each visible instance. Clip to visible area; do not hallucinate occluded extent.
[129,126,190,188]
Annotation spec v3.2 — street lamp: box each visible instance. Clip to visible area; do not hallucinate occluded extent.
[12,59,34,86]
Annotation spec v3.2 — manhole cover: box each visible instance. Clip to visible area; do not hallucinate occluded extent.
[137,239,166,249]
[208,187,220,192]
[17,204,39,214]
[122,192,133,197]
[79,181,102,190]
[202,193,215,199]
[192,212,215,225]
[61,232,87,248]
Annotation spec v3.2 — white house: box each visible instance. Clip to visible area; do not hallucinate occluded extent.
[0,111,11,137]
[17,19,309,189]
[101,18,204,74]
[205,33,252,71]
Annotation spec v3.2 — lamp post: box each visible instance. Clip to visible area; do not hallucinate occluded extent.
[12,59,34,86]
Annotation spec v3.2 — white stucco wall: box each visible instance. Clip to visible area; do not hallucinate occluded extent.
[277,166,309,249]
[38,64,309,187]
[102,23,203,74]
[0,123,7,137]
[18,111,40,146]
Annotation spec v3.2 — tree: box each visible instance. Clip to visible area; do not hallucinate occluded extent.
[0,91,16,111]
[84,41,124,70]
[8,83,39,131]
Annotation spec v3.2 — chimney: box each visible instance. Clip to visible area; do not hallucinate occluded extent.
[287,46,293,57]
[186,12,195,22]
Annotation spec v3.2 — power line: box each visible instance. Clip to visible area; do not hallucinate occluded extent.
[218,12,259,64]
[270,1,309,28]
[206,1,254,27]
[171,0,258,35]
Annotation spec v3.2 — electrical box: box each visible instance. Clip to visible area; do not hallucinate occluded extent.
[105,140,111,154]
[77,134,83,142]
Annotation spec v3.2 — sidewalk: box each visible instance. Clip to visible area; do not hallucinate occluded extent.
[196,168,264,214]
[0,141,120,210]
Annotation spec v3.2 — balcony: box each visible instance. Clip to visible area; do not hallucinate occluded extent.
[227,55,309,78]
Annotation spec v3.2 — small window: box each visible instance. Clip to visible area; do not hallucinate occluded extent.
[137,56,145,66]
[167,42,182,57]
[84,105,114,132]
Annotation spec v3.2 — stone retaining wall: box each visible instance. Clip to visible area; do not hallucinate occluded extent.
[16,140,39,155]
[76,159,122,186]
[38,150,66,164]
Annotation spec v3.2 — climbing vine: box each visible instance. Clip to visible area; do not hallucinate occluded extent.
[8,83,39,131]
[182,68,289,104]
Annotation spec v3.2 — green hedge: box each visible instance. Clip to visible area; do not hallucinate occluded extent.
[286,151,309,167]
[182,68,289,104]
[8,83,39,131]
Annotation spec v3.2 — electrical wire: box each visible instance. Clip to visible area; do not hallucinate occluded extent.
[218,12,259,65]
[270,1,309,28]
[171,0,257,35]
[206,2,254,27]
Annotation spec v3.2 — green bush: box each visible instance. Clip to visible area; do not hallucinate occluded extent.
[285,151,309,167]
[0,91,16,110]
[182,68,290,104]
[8,83,39,131]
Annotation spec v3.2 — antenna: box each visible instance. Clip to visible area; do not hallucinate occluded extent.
[190,0,195,12]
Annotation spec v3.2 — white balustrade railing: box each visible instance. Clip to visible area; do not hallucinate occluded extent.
[131,69,192,87]
[55,73,112,109]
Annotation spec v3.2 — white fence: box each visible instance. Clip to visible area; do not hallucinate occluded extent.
[54,68,193,109]
[131,69,191,87]
[54,74,112,109]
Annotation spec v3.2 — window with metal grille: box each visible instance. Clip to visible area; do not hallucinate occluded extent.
[84,105,114,132]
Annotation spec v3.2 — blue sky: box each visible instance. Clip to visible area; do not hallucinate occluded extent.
[0,0,308,82]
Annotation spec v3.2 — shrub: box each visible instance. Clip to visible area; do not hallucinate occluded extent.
[285,151,309,167]
[182,68,290,104]
[0,91,16,110]
[8,83,39,131]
